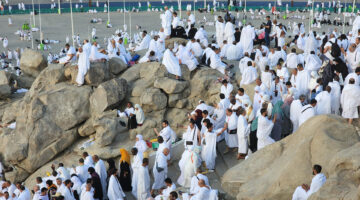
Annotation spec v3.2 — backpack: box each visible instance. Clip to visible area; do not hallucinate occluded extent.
[330,39,341,58]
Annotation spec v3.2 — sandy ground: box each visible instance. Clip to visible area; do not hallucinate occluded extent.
[0,9,354,56]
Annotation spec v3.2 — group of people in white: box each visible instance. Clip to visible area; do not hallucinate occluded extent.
[2,1,360,199]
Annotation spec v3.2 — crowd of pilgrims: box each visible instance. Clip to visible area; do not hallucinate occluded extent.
[2,3,360,200]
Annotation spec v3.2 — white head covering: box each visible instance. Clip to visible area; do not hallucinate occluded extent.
[134,104,145,124]
[135,134,147,153]
[262,95,270,102]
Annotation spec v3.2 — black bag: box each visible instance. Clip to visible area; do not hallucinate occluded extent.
[330,39,341,58]
[229,129,237,134]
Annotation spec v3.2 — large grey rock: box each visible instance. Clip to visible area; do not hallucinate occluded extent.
[154,77,189,94]
[20,49,47,78]
[0,71,11,99]
[84,62,112,86]
[12,74,35,89]
[90,78,127,114]
[140,88,167,112]
[221,115,360,200]
[78,119,96,137]
[109,57,128,75]
[93,115,127,147]
[27,64,67,98]
[165,38,188,49]
[1,83,92,173]
[2,100,22,123]
[165,108,190,136]
[0,85,11,99]
[0,71,10,85]
[168,88,191,108]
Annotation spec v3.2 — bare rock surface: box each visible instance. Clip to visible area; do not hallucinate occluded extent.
[222,115,360,200]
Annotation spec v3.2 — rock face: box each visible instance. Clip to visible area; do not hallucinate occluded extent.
[165,38,188,49]
[20,49,47,78]
[0,58,226,184]
[90,78,127,114]
[0,71,11,99]
[221,115,360,200]
[65,59,125,86]
[0,62,129,176]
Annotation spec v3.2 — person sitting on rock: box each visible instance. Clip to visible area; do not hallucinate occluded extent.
[117,102,136,129]
[56,43,76,64]
[292,165,327,200]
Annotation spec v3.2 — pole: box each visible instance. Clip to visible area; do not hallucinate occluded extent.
[107,0,110,24]
[179,0,182,18]
[124,0,126,27]
[309,0,315,32]
[70,0,75,47]
[245,0,247,12]
[30,14,34,49]
[129,12,132,40]
[353,0,356,13]
[344,0,347,33]
[38,2,42,43]
[32,0,36,27]
[58,0,61,14]
[194,0,196,18]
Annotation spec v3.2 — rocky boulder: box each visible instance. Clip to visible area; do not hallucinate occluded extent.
[93,115,127,147]
[20,49,47,78]
[165,38,188,49]
[108,57,128,75]
[0,71,11,99]
[90,78,127,114]
[221,115,360,200]
[1,83,92,173]
[64,62,113,86]
[140,88,168,112]
[154,77,189,94]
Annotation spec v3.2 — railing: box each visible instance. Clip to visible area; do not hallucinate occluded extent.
[0,5,358,15]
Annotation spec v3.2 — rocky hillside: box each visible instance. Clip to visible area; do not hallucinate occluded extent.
[222,115,360,200]
[0,45,223,183]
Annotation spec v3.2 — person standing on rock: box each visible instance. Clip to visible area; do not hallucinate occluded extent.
[151,148,170,195]
[154,120,176,153]
[298,99,317,127]
[237,108,250,160]
[88,167,103,200]
[93,155,107,199]
[107,168,126,200]
[136,158,151,200]
[257,108,275,150]
[83,152,94,167]
[75,158,90,183]
[201,123,221,172]
[61,180,75,200]
[118,149,132,192]
[75,46,90,87]
[292,165,326,200]
[162,48,182,80]
[131,147,143,198]
[218,109,238,154]
[341,78,360,124]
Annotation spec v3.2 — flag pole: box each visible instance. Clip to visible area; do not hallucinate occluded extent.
[70,0,75,47]
[30,14,34,49]
[32,0,36,27]
[58,0,61,14]
[124,0,126,25]
[130,11,132,40]
[194,0,196,18]
[38,1,42,44]
[107,0,110,25]
[352,0,356,13]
